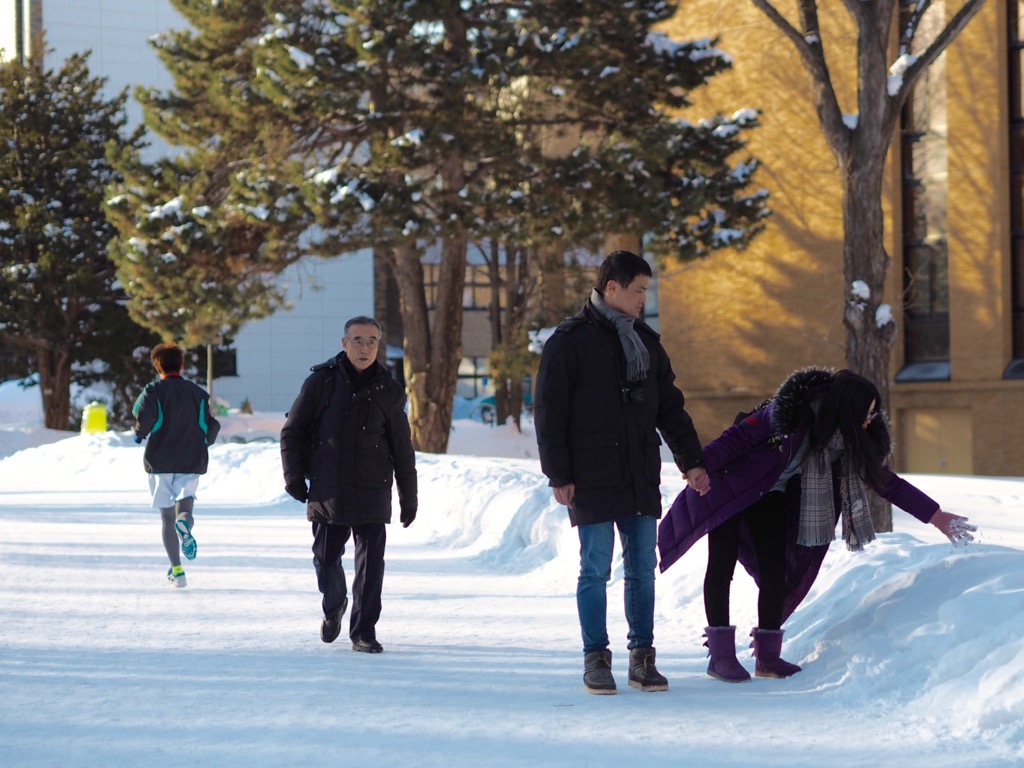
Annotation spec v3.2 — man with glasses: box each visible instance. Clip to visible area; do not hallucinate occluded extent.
[281,316,417,653]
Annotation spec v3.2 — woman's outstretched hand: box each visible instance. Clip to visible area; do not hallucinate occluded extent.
[930,508,977,546]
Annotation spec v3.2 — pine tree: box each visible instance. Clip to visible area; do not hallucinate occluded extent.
[0,48,149,429]
[250,0,526,451]
[491,1,769,259]
[253,0,768,451]
[105,0,315,351]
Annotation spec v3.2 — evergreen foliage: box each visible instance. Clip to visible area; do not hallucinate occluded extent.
[111,0,768,448]
[105,0,316,347]
[0,47,152,429]
[253,0,768,259]
[247,0,768,449]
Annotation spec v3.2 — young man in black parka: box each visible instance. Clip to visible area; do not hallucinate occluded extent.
[535,251,709,694]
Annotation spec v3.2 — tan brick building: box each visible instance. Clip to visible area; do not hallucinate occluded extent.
[657,1,1024,477]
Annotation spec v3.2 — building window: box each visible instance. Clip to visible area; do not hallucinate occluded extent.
[1008,1,1024,377]
[423,263,439,308]
[897,1,950,381]
[423,263,507,311]
[456,357,491,399]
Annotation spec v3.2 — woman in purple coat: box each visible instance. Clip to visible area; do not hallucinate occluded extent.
[657,368,975,683]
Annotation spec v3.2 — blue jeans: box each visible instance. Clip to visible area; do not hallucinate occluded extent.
[576,515,657,655]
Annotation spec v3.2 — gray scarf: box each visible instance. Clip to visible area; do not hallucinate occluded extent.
[590,288,650,382]
[797,431,876,552]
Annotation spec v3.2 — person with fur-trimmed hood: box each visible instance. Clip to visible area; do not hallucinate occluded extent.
[657,368,975,683]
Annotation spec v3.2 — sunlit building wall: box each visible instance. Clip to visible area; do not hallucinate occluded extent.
[658,1,1023,476]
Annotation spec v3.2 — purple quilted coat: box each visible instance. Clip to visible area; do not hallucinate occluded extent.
[657,368,939,622]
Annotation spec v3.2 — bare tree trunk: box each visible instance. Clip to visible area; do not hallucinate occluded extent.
[505,247,531,431]
[206,344,214,399]
[389,243,430,452]
[395,10,472,453]
[841,157,898,531]
[37,343,73,430]
[509,376,524,430]
[487,244,534,432]
[391,237,468,453]
[425,236,468,452]
[485,242,510,426]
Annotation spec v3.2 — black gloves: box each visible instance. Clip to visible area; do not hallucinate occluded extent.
[133,432,144,444]
[285,481,309,503]
[400,507,417,528]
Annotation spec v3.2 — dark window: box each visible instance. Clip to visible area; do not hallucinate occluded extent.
[423,262,507,311]
[423,263,439,308]
[456,357,491,399]
[1010,2,1024,370]
[899,2,950,373]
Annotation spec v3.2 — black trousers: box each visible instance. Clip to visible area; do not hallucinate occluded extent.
[704,491,787,630]
[312,521,387,642]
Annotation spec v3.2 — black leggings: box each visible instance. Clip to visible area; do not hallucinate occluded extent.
[704,491,787,630]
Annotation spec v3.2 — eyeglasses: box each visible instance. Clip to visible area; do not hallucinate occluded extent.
[866,409,880,424]
[347,336,380,349]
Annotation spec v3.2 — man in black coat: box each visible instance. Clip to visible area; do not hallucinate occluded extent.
[280,316,417,653]
[535,250,710,694]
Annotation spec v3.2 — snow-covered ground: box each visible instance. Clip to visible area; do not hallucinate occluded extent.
[1,412,1022,767]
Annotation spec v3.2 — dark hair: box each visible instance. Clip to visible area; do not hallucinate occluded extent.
[808,370,891,487]
[151,342,184,375]
[595,250,652,292]
[344,316,381,335]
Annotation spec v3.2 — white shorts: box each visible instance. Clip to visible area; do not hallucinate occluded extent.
[148,473,201,509]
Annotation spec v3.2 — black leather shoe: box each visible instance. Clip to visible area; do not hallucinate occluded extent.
[351,638,384,653]
[320,597,348,644]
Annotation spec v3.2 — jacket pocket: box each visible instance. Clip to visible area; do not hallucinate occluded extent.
[571,438,626,489]
[355,436,394,488]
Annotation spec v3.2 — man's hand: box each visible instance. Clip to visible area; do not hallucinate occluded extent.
[684,467,710,496]
[285,481,309,503]
[930,508,976,546]
[133,432,145,444]
[553,483,575,509]
[400,507,417,528]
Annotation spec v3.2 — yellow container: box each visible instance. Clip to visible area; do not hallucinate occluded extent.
[81,401,108,433]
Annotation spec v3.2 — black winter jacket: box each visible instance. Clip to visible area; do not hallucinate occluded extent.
[534,301,705,526]
[280,354,417,526]
[133,375,220,474]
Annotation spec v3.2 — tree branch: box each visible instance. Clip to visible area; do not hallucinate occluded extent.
[899,0,936,56]
[895,0,988,100]
[750,0,851,159]
[838,0,863,21]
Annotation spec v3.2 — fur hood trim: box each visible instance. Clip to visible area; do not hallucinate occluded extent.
[770,367,836,434]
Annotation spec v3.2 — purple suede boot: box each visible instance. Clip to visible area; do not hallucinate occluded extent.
[703,626,751,683]
[751,628,802,678]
